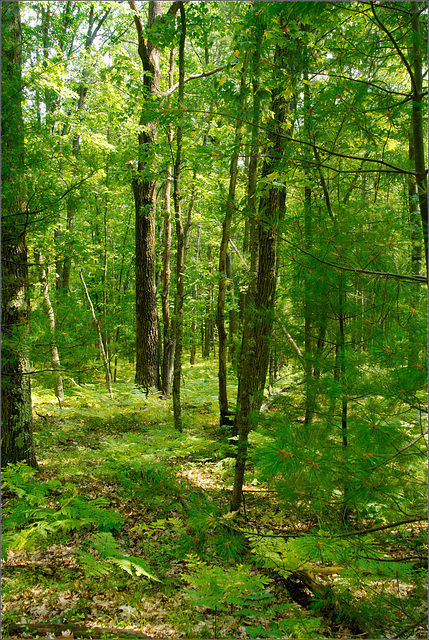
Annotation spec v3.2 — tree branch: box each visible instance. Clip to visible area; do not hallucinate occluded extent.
[162,64,229,97]
[317,72,412,97]
[186,108,418,176]
[278,231,428,284]
[128,0,148,67]
[331,515,428,538]
[369,429,428,472]
[369,1,417,95]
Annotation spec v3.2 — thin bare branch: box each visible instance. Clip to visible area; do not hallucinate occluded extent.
[370,429,428,472]
[162,64,229,97]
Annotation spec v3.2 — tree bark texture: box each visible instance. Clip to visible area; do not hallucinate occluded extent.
[231,39,288,512]
[129,0,164,390]
[190,224,201,365]
[1,1,38,470]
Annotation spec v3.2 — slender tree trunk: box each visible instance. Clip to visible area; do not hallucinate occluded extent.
[1,1,38,470]
[338,276,350,520]
[231,18,263,437]
[190,224,201,364]
[231,38,288,512]
[303,70,316,425]
[203,244,214,358]
[79,270,113,399]
[161,47,175,396]
[226,250,237,362]
[172,1,186,431]
[217,58,247,426]
[35,253,65,404]
[410,0,428,272]
[407,129,422,366]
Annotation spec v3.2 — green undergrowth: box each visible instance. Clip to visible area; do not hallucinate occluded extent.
[2,359,427,639]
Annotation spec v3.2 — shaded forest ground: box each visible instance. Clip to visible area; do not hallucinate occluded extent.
[2,358,427,640]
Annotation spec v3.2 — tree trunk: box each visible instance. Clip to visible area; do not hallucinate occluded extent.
[217,58,247,426]
[35,253,65,403]
[203,244,214,358]
[226,250,237,362]
[231,37,288,512]
[190,224,201,365]
[338,275,350,520]
[161,47,175,396]
[129,0,165,390]
[1,1,38,470]
[407,128,422,367]
[172,1,186,432]
[303,68,315,426]
[410,0,428,273]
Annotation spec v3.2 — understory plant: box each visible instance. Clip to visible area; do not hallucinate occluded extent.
[1,462,158,581]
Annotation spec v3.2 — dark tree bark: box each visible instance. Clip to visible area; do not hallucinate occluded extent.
[129,1,168,390]
[1,1,38,470]
[226,249,237,361]
[231,38,289,512]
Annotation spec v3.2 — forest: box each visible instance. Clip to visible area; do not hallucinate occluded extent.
[1,1,428,639]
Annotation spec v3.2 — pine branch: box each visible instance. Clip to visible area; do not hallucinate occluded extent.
[393,614,429,639]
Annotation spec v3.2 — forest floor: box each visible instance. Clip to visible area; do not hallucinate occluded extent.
[1,358,427,640]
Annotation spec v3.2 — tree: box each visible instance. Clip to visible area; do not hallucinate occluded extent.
[172,1,187,431]
[216,55,247,427]
[128,1,179,391]
[231,15,291,511]
[1,1,38,470]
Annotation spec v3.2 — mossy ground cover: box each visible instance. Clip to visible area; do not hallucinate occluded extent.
[2,358,427,639]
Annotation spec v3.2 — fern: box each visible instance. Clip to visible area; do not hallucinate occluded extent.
[77,532,160,580]
[182,554,272,614]
[1,463,124,559]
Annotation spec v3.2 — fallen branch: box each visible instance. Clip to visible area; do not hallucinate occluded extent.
[331,515,428,538]
[279,569,365,635]
[78,268,113,399]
